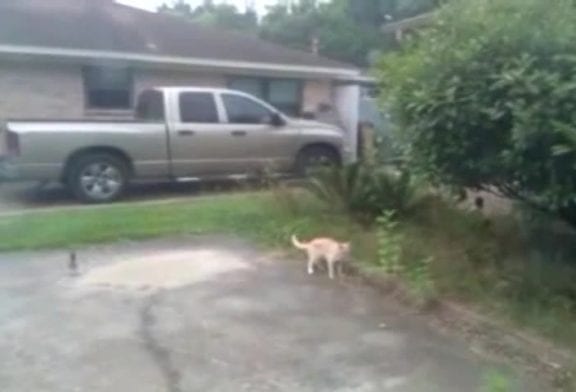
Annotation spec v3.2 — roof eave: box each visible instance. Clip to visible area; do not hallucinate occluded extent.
[0,44,360,79]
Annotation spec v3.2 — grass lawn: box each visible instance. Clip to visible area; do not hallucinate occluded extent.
[0,191,357,252]
[395,200,576,352]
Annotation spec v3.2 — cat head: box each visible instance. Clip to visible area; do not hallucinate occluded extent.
[340,242,351,253]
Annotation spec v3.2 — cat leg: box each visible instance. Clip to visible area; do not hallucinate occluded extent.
[337,260,344,278]
[307,254,316,275]
[327,258,336,280]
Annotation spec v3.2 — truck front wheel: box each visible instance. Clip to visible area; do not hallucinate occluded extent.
[295,145,341,177]
[67,153,129,203]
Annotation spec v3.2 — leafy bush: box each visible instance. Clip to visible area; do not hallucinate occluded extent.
[401,195,576,347]
[305,163,424,224]
[376,211,403,274]
[378,0,576,226]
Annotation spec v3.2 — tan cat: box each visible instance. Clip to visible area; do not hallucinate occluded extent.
[291,235,351,279]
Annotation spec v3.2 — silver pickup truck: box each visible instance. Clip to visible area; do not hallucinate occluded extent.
[0,87,348,203]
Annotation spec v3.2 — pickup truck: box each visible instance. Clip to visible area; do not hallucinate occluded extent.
[0,87,348,203]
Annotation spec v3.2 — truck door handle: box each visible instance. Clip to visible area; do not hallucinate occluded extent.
[178,130,195,136]
[231,130,247,137]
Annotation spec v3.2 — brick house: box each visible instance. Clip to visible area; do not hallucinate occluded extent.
[0,0,363,156]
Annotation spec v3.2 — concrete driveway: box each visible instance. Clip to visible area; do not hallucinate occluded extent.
[0,236,540,392]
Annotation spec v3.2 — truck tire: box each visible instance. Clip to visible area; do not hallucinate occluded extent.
[296,145,341,177]
[67,153,129,203]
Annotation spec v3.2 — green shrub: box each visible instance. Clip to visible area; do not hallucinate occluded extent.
[482,371,512,392]
[404,256,435,300]
[305,163,424,224]
[376,211,403,274]
[378,0,576,227]
[377,210,436,301]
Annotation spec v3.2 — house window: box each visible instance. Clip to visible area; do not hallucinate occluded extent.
[228,77,302,116]
[83,66,133,110]
[179,92,219,123]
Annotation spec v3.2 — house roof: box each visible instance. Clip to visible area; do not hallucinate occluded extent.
[0,0,357,76]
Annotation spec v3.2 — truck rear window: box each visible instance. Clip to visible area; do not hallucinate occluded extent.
[136,90,165,121]
[179,93,219,123]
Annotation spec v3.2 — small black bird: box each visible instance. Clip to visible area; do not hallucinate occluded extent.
[69,251,78,276]
[474,196,485,211]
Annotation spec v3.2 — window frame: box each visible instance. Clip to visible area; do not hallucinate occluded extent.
[227,77,303,116]
[219,92,279,125]
[218,91,288,125]
[82,66,134,111]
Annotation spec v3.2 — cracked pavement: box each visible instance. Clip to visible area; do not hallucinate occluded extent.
[0,236,543,391]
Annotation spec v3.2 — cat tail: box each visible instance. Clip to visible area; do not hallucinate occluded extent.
[291,235,308,250]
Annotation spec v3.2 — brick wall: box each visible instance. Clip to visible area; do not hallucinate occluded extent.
[0,61,335,120]
[302,79,333,113]
[138,72,335,117]
[0,62,84,119]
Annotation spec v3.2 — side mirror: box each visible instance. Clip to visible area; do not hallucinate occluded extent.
[302,111,316,120]
[270,113,286,127]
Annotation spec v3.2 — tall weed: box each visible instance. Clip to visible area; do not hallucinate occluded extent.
[377,210,436,302]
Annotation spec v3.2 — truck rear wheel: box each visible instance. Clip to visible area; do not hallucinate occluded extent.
[67,153,129,203]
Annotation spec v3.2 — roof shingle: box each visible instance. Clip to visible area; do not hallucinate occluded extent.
[0,0,355,70]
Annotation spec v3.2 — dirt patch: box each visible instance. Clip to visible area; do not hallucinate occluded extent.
[77,249,251,291]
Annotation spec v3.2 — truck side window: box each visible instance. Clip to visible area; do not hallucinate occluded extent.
[179,93,219,123]
[222,94,273,124]
[136,90,165,121]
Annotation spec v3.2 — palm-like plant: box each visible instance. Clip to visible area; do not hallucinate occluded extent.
[306,163,424,224]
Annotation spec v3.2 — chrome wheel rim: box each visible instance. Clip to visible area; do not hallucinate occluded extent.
[80,163,122,200]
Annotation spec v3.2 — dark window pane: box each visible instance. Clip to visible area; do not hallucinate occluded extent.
[136,90,165,121]
[179,92,219,123]
[229,78,266,100]
[223,94,273,124]
[83,66,132,110]
[227,77,302,116]
[274,103,300,116]
[269,80,300,115]
[88,90,131,109]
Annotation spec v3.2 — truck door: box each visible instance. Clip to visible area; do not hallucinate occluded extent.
[169,91,250,177]
[218,92,298,173]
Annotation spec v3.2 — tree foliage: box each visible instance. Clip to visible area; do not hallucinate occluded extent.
[159,0,438,66]
[159,0,257,33]
[261,0,437,66]
[259,1,379,66]
[378,0,576,226]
